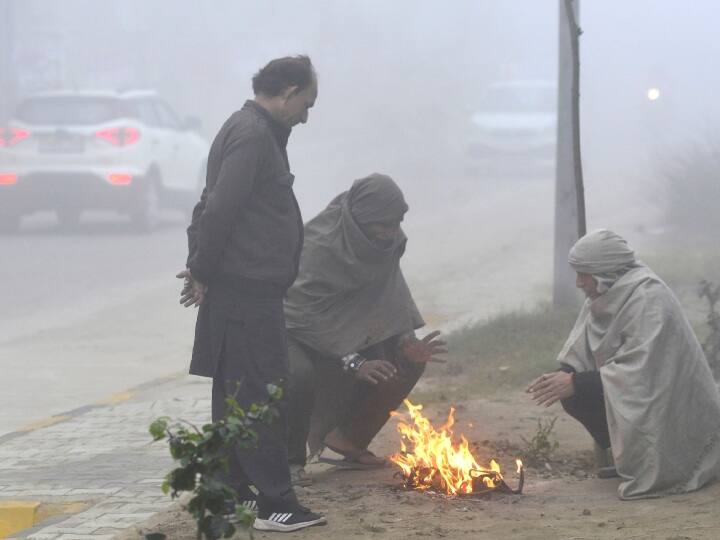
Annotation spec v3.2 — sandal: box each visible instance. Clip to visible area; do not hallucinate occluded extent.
[318,444,388,470]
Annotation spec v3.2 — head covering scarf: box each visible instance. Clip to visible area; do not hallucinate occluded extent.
[559,230,720,499]
[569,229,640,294]
[347,174,408,226]
[284,174,424,358]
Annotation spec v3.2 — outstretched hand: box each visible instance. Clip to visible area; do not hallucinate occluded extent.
[526,371,575,407]
[401,330,448,364]
[176,269,207,307]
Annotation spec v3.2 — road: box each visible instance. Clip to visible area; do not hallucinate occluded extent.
[0,179,561,436]
[1,212,197,435]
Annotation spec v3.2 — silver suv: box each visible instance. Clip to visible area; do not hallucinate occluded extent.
[0,90,209,231]
[467,80,556,174]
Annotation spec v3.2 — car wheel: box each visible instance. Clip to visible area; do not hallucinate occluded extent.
[132,178,160,232]
[0,212,21,234]
[57,208,81,229]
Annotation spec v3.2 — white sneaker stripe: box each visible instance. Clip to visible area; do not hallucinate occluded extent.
[279,513,290,522]
[269,512,278,521]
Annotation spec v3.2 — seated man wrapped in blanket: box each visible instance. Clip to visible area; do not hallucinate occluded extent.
[527,229,720,499]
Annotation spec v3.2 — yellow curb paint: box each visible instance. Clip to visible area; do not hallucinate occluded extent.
[14,389,135,434]
[95,391,134,405]
[0,501,40,538]
[35,501,90,524]
[0,500,90,538]
[17,416,71,433]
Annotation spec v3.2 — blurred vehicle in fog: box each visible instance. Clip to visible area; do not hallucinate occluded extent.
[466,80,556,176]
[0,90,208,232]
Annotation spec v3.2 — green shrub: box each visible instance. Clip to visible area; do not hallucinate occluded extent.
[520,417,560,467]
[149,384,282,540]
[698,280,720,378]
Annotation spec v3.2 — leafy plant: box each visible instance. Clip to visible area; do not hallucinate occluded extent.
[149,383,283,540]
[699,280,720,378]
[520,417,560,467]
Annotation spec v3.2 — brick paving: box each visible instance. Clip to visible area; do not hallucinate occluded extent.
[0,376,211,538]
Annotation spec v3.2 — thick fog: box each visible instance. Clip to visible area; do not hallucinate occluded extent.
[7,1,720,211]
[2,1,719,432]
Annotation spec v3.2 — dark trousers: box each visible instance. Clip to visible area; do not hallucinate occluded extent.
[561,391,611,450]
[286,336,425,466]
[210,293,296,509]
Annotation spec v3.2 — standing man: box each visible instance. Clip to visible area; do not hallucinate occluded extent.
[178,56,326,532]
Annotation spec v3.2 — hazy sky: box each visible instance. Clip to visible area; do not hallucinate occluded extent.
[8,0,720,216]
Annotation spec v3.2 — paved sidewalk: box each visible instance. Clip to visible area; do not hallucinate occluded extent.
[0,374,212,539]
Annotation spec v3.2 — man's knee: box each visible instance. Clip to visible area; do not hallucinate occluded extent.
[287,342,316,397]
[560,395,582,419]
[402,361,425,384]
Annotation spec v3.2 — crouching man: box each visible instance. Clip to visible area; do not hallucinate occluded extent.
[283,174,446,485]
[528,229,720,499]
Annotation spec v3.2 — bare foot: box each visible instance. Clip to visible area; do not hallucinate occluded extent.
[323,430,385,466]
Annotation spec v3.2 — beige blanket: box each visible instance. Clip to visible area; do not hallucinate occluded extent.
[559,264,720,499]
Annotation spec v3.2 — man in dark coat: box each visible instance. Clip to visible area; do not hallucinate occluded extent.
[177,56,325,532]
[283,174,446,485]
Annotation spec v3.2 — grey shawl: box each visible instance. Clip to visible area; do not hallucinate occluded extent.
[560,230,720,499]
[284,174,424,358]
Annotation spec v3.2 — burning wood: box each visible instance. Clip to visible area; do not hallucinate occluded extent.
[390,400,524,496]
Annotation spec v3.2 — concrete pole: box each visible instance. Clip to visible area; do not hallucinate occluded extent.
[553,0,585,307]
[0,0,16,122]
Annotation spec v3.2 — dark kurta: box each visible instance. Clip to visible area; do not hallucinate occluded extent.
[187,101,303,378]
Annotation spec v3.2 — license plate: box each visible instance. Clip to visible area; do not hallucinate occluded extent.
[39,133,85,153]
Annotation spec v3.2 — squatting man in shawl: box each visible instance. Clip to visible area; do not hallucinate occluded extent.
[283,173,447,485]
[527,229,720,499]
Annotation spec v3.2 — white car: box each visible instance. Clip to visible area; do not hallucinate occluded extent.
[467,80,556,173]
[0,90,209,231]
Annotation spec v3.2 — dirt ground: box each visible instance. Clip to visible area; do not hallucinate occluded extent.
[119,390,720,540]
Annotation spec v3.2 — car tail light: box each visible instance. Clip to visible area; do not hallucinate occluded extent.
[107,173,133,185]
[0,127,30,147]
[95,127,140,146]
[0,173,18,185]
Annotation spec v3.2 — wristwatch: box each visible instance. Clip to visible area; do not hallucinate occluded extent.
[341,353,366,373]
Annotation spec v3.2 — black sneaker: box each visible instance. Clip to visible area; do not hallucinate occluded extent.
[224,487,259,517]
[253,505,327,532]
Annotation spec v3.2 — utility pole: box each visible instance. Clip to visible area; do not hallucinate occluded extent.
[553,0,586,306]
[0,0,16,122]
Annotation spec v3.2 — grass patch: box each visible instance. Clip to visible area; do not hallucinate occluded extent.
[413,304,577,403]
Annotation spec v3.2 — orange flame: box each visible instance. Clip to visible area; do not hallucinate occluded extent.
[390,399,522,495]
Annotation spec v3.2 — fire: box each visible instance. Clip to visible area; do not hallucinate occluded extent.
[390,399,523,496]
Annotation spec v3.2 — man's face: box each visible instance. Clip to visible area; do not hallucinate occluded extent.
[278,77,318,128]
[576,272,600,299]
[360,220,402,249]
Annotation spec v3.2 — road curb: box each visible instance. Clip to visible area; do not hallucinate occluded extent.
[0,372,185,445]
[0,500,40,538]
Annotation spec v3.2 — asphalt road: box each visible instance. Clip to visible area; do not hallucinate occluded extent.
[1,212,197,435]
[0,179,561,436]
